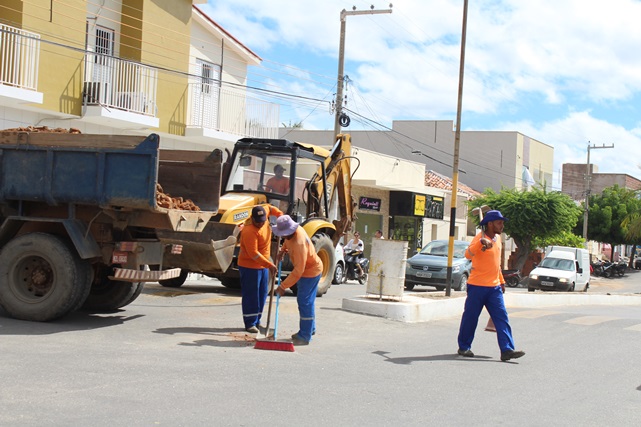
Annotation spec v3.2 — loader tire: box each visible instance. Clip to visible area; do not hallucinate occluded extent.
[81,264,144,312]
[312,233,335,297]
[0,233,90,321]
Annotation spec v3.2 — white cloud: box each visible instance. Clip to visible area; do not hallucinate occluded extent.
[203,0,641,180]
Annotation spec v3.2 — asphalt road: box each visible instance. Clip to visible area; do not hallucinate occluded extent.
[1,270,639,426]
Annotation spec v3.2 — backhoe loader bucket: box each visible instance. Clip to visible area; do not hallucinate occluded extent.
[157,222,240,273]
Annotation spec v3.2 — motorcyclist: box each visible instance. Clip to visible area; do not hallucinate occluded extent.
[344,231,364,278]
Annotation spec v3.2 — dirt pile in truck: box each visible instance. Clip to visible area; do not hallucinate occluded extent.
[156,184,200,211]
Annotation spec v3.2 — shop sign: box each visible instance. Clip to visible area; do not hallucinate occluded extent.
[413,194,426,216]
[425,195,444,219]
[359,196,381,211]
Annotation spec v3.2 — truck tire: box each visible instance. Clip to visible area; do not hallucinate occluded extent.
[82,264,144,312]
[159,269,189,288]
[0,233,90,321]
[312,233,335,296]
[219,276,241,290]
[70,258,95,312]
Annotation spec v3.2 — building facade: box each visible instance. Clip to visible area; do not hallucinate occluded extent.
[0,1,278,150]
[562,163,641,201]
[281,120,554,194]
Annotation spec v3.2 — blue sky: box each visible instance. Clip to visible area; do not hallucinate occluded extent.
[201,0,641,189]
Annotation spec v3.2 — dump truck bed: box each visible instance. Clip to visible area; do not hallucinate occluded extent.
[0,132,222,232]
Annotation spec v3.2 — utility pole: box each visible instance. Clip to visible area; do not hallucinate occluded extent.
[333,5,392,140]
[582,142,614,246]
[445,0,469,297]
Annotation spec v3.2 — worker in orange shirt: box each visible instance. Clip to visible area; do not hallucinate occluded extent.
[238,204,283,333]
[273,215,323,346]
[265,164,289,195]
[457,210,525,362]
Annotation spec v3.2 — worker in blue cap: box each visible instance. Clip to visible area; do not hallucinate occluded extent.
[457,210,525,362]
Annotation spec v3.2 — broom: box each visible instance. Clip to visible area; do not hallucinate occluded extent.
[254,258,295,352]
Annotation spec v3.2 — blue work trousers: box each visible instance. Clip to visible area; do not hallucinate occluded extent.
[295,274,320,341]
[457,284,516,352]
[239,266,269,329]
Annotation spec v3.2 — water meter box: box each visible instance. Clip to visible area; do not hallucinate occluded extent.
[366,239,408,299]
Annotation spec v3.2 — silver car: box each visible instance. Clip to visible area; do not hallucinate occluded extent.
[405,240,471,291]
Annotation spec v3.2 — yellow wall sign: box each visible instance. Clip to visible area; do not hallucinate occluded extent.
[413,194,426,216]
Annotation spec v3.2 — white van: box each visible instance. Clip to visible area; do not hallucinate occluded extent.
[528,246,590,292]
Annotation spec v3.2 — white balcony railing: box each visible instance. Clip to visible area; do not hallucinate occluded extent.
[188,83,279,139]
[0,24,40,90]
[83,53,157,116]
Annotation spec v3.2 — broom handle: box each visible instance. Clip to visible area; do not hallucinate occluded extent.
[264,237,282,337]
[263,269,275,336]
[273,260,282,340]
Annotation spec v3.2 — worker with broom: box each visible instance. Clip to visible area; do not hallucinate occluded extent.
[272,215,323,346]
[238,204,283,333]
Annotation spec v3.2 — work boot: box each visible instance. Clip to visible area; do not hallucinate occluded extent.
[245,326,259,334]
[501,349,525,361]
[457,348,474,357]
[291,333,310,346]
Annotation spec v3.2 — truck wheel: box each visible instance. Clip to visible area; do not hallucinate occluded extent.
[70,258,95,312]
[312,233,336,296]
[82,264,144,312]
[0,233,89,321]
[159,269,189,288]
[404,283,415,291]
[219,277,241,290]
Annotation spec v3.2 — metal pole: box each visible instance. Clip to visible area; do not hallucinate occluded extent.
[333,7,392,141]
[582,142,615,246]
[582,144,591,245]
[445,0,468,297]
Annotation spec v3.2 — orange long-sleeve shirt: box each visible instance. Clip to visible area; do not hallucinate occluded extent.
[465,231,505,287]
[279,227,323,290]
[237,204,283,269]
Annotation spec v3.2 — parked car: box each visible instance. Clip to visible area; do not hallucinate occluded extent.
[405,240,471,291]
[332,243,345,284]
[635,256,641,270]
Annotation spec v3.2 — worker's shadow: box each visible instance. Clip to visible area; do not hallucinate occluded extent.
[153,326,255,348]
[372,350,493,365]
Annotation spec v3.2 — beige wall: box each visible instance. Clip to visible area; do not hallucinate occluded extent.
[281,123,554,194]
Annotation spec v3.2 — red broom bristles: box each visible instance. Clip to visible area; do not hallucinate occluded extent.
[254,340,295,352]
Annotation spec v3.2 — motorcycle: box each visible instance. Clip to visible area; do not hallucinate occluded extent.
[343,248,370,284]
[501,269,522,288]
[614,260,627,277]
[591,259,610,277]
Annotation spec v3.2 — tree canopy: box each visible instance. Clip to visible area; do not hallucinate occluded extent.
[469,186,582,271]
[579,185,641,257]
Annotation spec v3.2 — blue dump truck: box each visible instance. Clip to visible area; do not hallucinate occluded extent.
[0,131,233,321]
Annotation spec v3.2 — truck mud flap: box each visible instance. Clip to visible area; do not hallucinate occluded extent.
[156,223,240,274]
[110,267,182,282]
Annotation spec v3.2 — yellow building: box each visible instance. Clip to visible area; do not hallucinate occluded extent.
[0,0,278,150]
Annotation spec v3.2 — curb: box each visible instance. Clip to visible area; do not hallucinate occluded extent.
[342,292,641,323]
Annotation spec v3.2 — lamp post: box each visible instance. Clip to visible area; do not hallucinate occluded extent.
[333,5,392,140]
